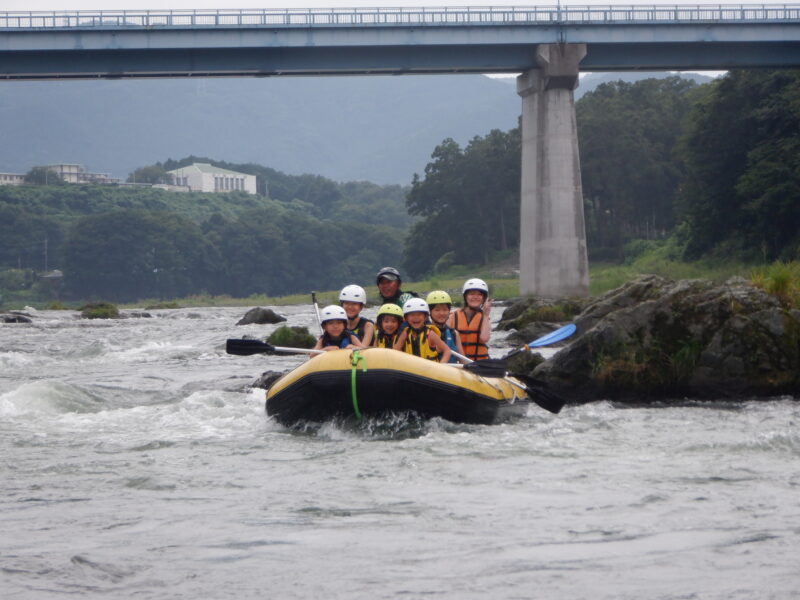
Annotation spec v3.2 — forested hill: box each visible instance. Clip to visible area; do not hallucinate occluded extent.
[403,71,800,277]
[0,171,410,302]
[0,75,519,185]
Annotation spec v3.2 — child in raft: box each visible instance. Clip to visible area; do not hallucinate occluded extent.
[393,298,452,363]
[339,284,374,347]
[372,303,404,349]
[447,278,492,361]
[426,290,464,364]
[312,305,363,351]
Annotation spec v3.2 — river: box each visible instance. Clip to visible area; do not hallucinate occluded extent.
[1,305,798,599]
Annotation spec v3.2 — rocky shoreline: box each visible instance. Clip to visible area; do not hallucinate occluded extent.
[503,275,800,403]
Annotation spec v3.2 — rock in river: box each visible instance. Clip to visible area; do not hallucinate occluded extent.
[533,275,800,402]
[236,307,287,326]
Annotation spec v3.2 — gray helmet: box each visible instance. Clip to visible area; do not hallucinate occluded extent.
[376,266,401,283]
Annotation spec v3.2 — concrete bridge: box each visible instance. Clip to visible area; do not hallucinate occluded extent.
[3,4,800,296]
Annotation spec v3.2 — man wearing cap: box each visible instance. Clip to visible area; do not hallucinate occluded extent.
[375,266,418,309]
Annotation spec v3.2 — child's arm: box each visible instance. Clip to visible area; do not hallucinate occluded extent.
[428,331,452,364]
[479,300,492,344]
[360,322,375,347]
[393,328,408,351]
[312,336,324,351]
[346,333,362,349]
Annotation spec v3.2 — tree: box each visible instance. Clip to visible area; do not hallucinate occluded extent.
[403,130,521,277]
[62,210,219,301]
[127,165,173,184]
[678,69,800,260]
[23,167,63,185]
[577,76,700,254]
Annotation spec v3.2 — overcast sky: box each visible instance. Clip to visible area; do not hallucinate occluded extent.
[2,1,667,12]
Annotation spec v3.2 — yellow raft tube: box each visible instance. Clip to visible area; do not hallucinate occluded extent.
[266,347,533,426]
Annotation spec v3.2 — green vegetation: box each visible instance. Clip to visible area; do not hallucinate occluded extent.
[3,70,799,308]
[405,71,799,276]
[0,162,408,306]
[579,77,701,257]
[750,261,800,309]
[404,128,520,277]
[591,336,704,397]
[144,301,182,310]
[679,71,800,262]
[267,326,316,348]
[80,301,120,319]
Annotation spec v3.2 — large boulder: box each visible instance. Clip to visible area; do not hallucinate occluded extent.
[252,370,286,390]
[533,275,800,402]
[498,296,588,331]
[236,307,287,326]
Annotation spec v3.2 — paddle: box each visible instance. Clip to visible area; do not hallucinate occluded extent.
[502,323,577,361]
[226,338,324,356]
[449,349,565,414]
[527,323,577,348]
[311,291,323,333]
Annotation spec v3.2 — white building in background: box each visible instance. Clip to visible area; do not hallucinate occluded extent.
[0,172,25,186]
[44,163,120,185]
[166,162,257,195]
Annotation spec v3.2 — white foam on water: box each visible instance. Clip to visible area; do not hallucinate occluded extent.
[0,380,107,416]
[102,340,196,364]
[0,350,38,369]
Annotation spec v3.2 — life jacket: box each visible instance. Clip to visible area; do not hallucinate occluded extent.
[348,316,373,341]
[373,331,399,349]
[402,324,441,361]
[434,323,460,364]
[318,331,353,349]
[453,309,489,360]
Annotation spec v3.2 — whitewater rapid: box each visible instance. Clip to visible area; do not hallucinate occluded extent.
[1,306,798,599]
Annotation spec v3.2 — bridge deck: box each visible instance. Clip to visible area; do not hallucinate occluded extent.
[2,5,800,78]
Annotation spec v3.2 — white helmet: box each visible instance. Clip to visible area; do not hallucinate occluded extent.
[339,284,367,304]
[320,305,348,324]
[462,278,489,296]
[402,297,430,316]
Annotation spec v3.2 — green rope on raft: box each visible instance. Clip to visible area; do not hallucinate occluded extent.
[350,350,367,420]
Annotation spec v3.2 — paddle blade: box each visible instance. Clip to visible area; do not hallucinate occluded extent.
[528,323,577,348]
[510,371,566,414]
[226,338,276,356]
[463,358,508,378]
[528,388,566,414]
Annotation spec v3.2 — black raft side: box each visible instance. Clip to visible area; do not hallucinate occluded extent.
[266,368,530,426]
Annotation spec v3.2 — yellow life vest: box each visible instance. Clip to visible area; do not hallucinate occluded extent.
[373,331,398,349]
[402,324,441,361]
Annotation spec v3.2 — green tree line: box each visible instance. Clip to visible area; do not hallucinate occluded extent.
[403,71,800,276]
[0,167,407,302]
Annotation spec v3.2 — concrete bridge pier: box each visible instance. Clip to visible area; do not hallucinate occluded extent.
[517,43,589,298]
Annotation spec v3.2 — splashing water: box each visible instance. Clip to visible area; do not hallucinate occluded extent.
[1,306,798,599]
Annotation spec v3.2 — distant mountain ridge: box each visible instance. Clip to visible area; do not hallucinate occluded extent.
[0,72,713,185]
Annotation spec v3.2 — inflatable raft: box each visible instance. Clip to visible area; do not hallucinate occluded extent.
[266,347,533,426]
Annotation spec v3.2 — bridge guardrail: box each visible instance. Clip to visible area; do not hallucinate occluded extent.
[2,4,800,29]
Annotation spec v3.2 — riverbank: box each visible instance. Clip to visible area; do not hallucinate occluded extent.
[4,255,798,311]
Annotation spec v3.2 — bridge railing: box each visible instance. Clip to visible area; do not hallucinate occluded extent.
[2,4,800,29]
